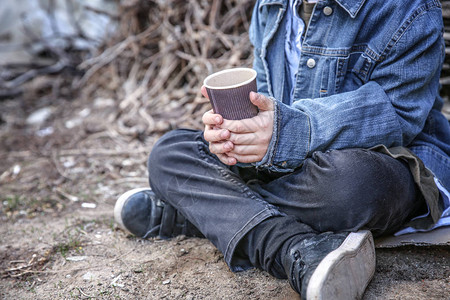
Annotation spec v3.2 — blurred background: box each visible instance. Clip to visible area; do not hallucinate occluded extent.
[0,0,257,220]
[0,0,255,135]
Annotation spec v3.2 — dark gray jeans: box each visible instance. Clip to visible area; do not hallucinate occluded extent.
[148,129,423,273]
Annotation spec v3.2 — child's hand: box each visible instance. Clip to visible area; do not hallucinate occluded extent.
[201,86,236,165]
[201,87,274,165]
[219,92,274,164]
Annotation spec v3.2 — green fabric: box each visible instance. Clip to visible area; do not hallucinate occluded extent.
[369,145,443,230]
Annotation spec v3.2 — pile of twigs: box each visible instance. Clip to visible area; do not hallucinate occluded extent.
[78,0,255,136]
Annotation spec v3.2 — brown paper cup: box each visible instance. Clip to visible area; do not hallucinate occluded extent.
[203,68,258,120]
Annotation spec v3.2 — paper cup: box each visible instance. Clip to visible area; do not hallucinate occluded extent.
[203,68,258,120]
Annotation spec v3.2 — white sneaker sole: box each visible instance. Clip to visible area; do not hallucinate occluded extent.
[113,187,152,231]
[306,230,376,300]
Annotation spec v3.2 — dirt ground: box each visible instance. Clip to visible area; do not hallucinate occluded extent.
[0,89,449,300]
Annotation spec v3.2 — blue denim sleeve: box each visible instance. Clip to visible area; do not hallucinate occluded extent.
[256,6,445,172]
[249,1,272,96]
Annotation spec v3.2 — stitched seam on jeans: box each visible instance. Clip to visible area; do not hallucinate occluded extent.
[195,133,272,204]
[216,168,284,265]
[195,133,283,265]
[224,209,281,267]
[217,168,261,202]
[197,133,277,211]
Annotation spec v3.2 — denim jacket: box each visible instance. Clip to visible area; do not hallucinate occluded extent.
[249,0,450,192]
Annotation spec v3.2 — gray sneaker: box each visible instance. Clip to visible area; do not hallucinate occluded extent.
[283,230,375,299]
[114,188,203,239]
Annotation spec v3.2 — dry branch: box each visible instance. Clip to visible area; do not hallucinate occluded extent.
[77,0,255,136]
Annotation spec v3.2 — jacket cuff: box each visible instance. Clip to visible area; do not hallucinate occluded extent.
[255,99,310,172]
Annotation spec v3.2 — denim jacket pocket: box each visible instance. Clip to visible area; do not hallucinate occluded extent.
[337,51,376,93]
[319,57,331,98]
[319,56,351,97]
[316,51,375,98]
[351,53,375,82]
[335,57,348,94]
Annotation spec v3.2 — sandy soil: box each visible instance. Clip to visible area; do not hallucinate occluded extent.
[0,90,449,300]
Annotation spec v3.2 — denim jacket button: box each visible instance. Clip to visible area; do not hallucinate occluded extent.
[307,58,316,68]
[323,6,333,16]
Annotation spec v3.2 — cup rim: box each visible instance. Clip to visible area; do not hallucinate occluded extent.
[203,68,257,90]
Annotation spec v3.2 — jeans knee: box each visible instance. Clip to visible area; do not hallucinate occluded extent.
[310,149,410,198]
[148,129,198,171]
[305,149,416,231]
[148,129,204,193]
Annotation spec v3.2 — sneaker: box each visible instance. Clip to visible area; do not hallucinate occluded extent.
[283,230,375,299]
[114,188,203,239]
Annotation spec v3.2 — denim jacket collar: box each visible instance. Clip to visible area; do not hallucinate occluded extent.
[258,0,366,18]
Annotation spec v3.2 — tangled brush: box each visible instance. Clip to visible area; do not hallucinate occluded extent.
[77,0,255,137]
